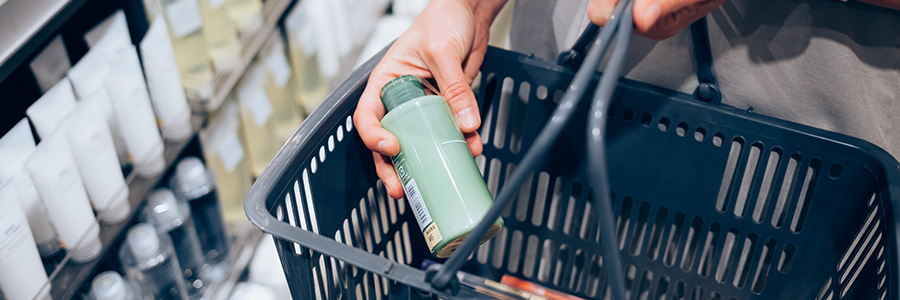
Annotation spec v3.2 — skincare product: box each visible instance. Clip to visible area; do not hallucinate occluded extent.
[0,119,61,257]
[120,224,189,300]
[140,16,193,142]
[146,189,208,297]
[104,46,166,178]
[0,184,51,300]
[200,101,252,223]
[64,95,131,224]
[159,0,216,106]
[170,157,230,263]
[25,129,103,263]
[29,35,71,93]
[25,77,76,139]
[88,271,140,300]
[379,75,502,257]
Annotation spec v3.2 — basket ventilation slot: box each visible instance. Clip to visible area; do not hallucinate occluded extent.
[713,138,820,232]
[835,193,884,299]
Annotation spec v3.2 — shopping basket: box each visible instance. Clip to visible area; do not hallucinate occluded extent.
[245,10,900,299]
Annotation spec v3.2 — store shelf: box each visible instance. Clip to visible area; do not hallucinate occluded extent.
[209,0,293,110]
[0,0,90,83]
[46,117,203,299]
[202,225,264,300]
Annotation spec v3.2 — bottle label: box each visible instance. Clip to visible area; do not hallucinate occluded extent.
[264,48,292,88]
[403,178,431,229]
[209,0,226,10]
[245,88,273,127]
[165,0,203,38]
[217,131,245,172]
[396,153,443,251]
[0,209,30,262]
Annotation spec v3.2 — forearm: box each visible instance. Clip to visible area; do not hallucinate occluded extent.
[857,0,900,10]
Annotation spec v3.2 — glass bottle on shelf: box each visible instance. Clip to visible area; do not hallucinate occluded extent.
[261,36,303,142]
[225,0,263,35]
[156,0,216,110]
[200,100,253,223]
[284,1,330,115]
[198,0,241,73]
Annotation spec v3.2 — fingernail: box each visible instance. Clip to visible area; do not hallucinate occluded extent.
[456,108,479,130]
[377,140,389,153]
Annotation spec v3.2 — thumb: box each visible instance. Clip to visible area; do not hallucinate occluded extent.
[587,0,620,26]
[425,54,481,133]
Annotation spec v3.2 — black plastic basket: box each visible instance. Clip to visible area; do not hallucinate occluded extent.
[246,23,900,299]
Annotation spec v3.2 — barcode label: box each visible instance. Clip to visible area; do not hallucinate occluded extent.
[404,179,432,229]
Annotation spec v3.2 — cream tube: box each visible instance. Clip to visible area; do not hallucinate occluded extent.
[25,129,103,263]
[65,93,131,224]
[140,16,193,143]
[67,49,131,166]
[0,183,52,300]
[105,46,166,178]
[26,77,77,139]
[0,119,61,258]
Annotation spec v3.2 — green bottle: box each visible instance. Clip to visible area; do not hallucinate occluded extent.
[380,75,503,258]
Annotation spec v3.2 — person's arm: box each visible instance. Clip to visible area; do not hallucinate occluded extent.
[353,0,507,199]
[587,0,725,40]
[858,0,900,10]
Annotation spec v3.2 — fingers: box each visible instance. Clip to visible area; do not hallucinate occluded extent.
[587,0,620,26]
[374,151,405,199]
[354,71,401,157]
[424,49,482,134]
[633,0,725,40]
[464,131,483,157]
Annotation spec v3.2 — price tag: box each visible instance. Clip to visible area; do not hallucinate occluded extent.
[165,0,203,38]
[217,132,245,172]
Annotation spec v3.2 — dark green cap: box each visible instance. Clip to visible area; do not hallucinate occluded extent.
[380,75,426,112]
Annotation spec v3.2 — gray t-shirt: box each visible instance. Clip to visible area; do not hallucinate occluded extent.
[508,0,900,158]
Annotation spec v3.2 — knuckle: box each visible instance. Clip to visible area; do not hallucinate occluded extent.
[441,81,474,106]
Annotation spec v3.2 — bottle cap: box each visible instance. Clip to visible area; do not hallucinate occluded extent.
[98,187,131,224]
[146,188,185,230]
[134,145,165,178]
[172,157,213,199]
[380,75,426,112]
[127,223,161,262]
[91,271,131,300]
[70,231,103,263]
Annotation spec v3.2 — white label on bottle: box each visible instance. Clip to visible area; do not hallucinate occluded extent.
[403,179,432,229]
[165,0,203,38]
[247,88,273,127]
[0,210,30,261]
[218,131,245,172]
[209,0,225,9]
[264,49,292,87]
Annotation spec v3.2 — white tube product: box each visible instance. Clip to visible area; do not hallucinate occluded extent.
[105,46,166,178]
[0,119,61,257]
[140,16,193,143]
[25,77,77,138]
[64,94,132,224]
[25,129,103,263]
[67,48,131,165]
[0,183,52,300]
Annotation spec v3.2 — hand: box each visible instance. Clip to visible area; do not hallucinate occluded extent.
[587,0,725,40]
[353,0,506,199]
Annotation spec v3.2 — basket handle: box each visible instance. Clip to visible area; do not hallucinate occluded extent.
[690,17,722,104]
[557,23,601,69]
[426,0,634,297]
